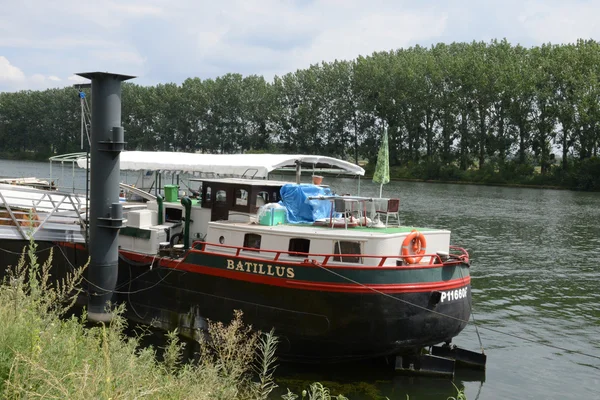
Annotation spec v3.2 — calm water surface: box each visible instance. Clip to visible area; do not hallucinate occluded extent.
[1,159,599,399]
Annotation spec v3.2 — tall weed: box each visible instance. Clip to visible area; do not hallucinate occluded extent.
[0,239,282,399]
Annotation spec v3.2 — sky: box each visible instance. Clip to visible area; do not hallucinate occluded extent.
[1,0,599,92]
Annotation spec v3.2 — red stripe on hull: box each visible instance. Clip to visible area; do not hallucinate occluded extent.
[284,277,470,293]
[119,249,470,294]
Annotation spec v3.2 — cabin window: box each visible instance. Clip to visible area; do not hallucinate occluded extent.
[256,191,269,207]
[215,190,227,203]
[272,191,279,202]
[165,207,183,222]
[243,233,261,251]
[288,238,310,257]
[235,189,248,206]
[333,241,362,263]
[205,187,212,201]
[258,191,269,202]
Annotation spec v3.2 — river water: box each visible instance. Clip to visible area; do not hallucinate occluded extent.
[1,159,599,399]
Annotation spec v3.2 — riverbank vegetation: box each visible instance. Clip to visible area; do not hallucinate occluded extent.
[0,239,355,399]
[2,39,597,190]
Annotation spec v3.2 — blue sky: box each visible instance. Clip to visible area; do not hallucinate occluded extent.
[1,0,598,91]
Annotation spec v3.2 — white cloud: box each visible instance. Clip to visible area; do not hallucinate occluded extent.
[518,1,600,44]
[176,1,448,79]
[111,2,164,16]
[293,10,448,68]
[0,0,598,91]
[0,57,73,90]
[67,75,88,84]
[91,50,146,66]
[0,37,116,50]
[30,74,47,85]
[0,56,25,84]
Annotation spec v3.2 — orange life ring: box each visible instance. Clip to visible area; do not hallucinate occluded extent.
[401,230,427,264]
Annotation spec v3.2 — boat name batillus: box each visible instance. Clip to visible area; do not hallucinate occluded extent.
[226,259,295,279]
[440,287,468,303]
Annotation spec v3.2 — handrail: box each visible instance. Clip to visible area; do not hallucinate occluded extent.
[0,185,87,240]
[191,241,469,268]
[119,182,157,201]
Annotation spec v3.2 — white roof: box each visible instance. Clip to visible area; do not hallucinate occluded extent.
[76,151,365,178]
[191,177,293,186]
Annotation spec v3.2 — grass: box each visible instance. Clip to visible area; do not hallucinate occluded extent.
[0,236,467,399]
[0,236,282,399]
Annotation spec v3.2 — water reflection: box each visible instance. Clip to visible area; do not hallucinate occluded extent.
[274,359,485,400]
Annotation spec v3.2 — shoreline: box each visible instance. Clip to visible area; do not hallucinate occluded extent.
[0,156,577,192]
[276,169,570,191]
[382,176,567,191]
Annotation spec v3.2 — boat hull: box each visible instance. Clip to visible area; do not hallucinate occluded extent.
[123,267,470,362]
[0,239,471,363]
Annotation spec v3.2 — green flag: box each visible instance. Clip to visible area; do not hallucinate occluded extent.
[372,126,390,197]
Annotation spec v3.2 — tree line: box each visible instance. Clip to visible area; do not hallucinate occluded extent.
[1,39,599,190]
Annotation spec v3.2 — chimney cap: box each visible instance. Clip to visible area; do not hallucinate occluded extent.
[76,72,136,81]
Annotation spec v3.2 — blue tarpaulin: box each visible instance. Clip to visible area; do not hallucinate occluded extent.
[279,184,332,224]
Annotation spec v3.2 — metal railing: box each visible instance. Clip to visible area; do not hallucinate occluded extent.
[0,184,87,242]
[191,241,469,268]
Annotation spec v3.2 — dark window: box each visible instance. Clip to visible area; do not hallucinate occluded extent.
[205,187,212,201]
[333,241,362,263]
[235,188,248,206]
[165,207,183,222]
[288,238,310,257]
[243,233,261,251]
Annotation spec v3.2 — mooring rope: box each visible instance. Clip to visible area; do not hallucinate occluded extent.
[459,265,485,353]
[5,244,599,362]
[0,245,55,255]
[313,262,600,362]
[313,261,472,323]
[54,245,176,296]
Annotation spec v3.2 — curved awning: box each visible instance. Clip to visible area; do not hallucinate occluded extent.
[75,152,365,178]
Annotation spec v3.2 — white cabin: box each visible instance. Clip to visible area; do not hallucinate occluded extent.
[119,177,451,266]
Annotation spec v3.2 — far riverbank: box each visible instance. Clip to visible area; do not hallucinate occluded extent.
[1,153,598,192]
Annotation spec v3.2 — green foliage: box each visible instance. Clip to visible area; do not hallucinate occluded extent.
[253,329,279,399]
[570,157,600,191]
[446,382,467,400]
[278,378,383,399]
[498,160,535,182]
[0,240,289,399]
[280,382,348,400]
[438,164,464,181]
[0,235,88,394]
[2,39,600,191]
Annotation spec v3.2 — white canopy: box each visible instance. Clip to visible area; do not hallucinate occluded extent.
[76,151,365,178]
